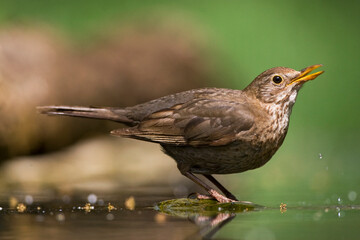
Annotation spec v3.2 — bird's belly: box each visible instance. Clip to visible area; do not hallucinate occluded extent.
[162,140,279,175]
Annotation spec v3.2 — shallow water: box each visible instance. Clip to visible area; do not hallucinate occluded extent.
[0,189,359,240]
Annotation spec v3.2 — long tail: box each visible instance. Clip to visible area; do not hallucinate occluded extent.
[37,105,134,124]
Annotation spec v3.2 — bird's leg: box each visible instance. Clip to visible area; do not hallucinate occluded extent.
[203,174,238,201]
[183,172,236,203]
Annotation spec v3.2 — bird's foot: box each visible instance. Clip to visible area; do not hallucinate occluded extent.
[188,192,215,200]
[188,190,237,203]
[209,189,237,203]
[196,193,216,200]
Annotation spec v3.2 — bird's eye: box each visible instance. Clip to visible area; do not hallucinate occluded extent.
[272,75,283,84]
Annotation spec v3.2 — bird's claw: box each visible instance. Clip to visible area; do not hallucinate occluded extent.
[188,191,237,203]
[209,189,237,203]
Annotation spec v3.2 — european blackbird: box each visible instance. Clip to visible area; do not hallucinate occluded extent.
[38,64,324,203]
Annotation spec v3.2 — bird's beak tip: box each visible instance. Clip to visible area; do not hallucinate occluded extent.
[289,64,324,85]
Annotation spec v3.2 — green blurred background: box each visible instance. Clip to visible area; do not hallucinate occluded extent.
[1,0,359,207]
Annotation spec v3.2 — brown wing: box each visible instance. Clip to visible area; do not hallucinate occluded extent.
[111,99,254,146]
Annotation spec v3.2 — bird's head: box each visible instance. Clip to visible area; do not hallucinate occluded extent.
[244,64,324,105]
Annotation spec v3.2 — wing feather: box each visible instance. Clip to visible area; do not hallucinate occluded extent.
[111,99,254,146]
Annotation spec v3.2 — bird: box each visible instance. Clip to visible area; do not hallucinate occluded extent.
[38,64,324,203]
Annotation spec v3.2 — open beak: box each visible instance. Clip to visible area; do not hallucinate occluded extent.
[288,64,324,85]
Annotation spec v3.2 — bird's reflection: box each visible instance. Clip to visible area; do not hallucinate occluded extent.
[189,212,236,239]
[156,198,262,239]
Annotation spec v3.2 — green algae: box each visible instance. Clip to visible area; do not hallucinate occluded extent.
[155,198,263,217]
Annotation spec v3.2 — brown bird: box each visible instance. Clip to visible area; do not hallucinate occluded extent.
[38,64,324,203]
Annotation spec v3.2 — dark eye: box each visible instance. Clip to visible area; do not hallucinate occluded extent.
[272,75,283,84]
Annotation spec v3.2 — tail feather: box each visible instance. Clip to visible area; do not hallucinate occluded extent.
[37,105,134,124]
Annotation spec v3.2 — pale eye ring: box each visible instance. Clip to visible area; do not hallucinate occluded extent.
[272,75,283,84]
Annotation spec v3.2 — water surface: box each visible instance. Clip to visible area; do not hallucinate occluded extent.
[0,189,358,240]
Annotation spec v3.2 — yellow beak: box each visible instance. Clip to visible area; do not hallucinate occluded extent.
[288,64,324,85]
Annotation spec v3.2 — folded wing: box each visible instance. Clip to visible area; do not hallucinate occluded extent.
[111,99,254,146]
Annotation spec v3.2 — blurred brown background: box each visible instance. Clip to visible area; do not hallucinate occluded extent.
[0,19,223,195]
[0,22,215,159]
